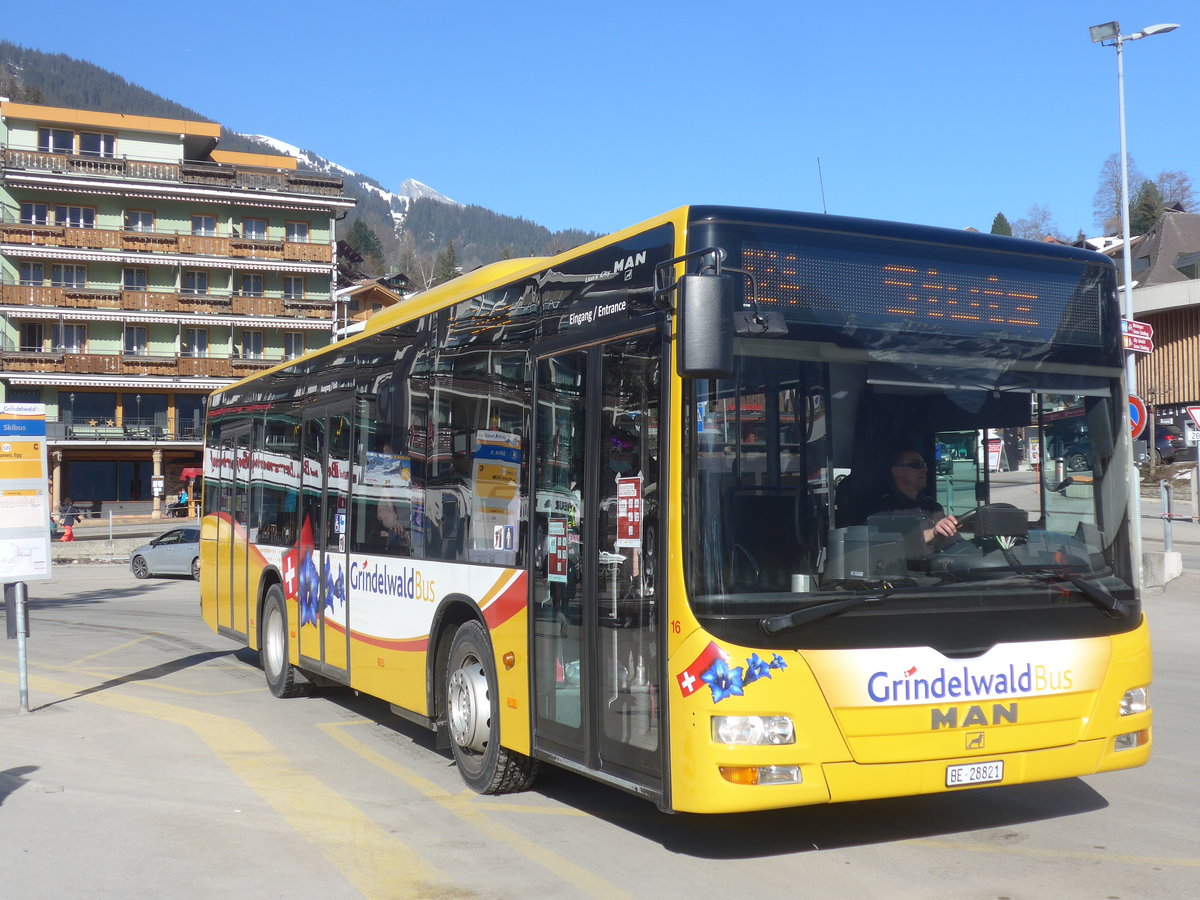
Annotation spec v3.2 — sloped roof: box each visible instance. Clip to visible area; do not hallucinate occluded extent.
[1111,211,1200,286]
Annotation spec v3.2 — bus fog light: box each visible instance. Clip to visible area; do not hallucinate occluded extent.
[1114,729,1149,751]
[1119,686,1148,716]
[719,765,802,785]
[712,715,795,745]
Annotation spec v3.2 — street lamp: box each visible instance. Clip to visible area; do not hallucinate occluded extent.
[136,393,142,426]
[1090,20,1180,394]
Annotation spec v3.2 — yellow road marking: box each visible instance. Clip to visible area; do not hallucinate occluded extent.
[319,721,630,898]
[1,670,457,899]
[62,635,155,668]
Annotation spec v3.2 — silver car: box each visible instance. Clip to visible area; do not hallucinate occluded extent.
[130,527,201,580]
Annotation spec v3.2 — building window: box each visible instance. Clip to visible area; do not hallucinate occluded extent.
[240,273,264,297]
[240,331,264,360]
[55,205,96,228]
[18,322,44,352]
[123,268,148,290]
[78,132,116,157]
[191,215,216,237]
[19,202,48,225]
[124,326,148,356]
[52,323,87,353]
[19,262,44,286]
[241,218,268,240]
[284,332,305,359]
[51,264,87,288]
[285,221,310,243]
[38,127,73,154]
[283,275,305,300]
[183,328,209,358]
[124,210,154,232]
[183,270,208,295]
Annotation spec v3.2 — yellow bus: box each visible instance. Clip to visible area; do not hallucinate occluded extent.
[200,205,1151,813]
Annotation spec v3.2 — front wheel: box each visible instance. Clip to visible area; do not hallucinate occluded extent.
[261,586,305,698]
[1066,452,1089,472]
[191,557,201,581]
[445,621,538,794]
[131,555,149,579]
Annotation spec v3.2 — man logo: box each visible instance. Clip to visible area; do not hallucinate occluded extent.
[966,732,984,750]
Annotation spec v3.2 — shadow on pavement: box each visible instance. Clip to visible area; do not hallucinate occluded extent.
[33,649,236,711]
[0,765,39,806]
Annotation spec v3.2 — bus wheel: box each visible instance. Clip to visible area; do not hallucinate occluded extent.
[261,586,304,698]
[445,621,538,794]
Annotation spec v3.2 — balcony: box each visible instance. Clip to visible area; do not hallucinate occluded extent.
[0,346,300,378]
[46,415,204,443]
[2,146,347,199]
[0,219,333,263]
[1,283,332,319]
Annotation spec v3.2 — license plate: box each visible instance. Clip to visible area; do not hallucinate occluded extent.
[945,760,1004,788]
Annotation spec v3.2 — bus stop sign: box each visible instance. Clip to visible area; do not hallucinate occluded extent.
[1129,394,1147,439]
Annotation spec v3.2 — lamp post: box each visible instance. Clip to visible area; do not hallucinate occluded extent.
[136,393,142,427]
[1089,20,1179,395]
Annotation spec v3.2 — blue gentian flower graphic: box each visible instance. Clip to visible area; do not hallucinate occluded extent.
[745,653,772,683]
[769,653,788,670]
[702,658,745,703]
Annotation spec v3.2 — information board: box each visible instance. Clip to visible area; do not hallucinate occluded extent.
[0,403,52,582]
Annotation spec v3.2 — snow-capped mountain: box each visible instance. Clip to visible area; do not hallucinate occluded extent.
[238,133,459,231]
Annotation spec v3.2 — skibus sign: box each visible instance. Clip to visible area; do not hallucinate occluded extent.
[1122,319,1153,354]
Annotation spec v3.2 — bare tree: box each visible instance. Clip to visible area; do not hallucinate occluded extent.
[1012,205,1065,242]
[1156,170,1196,212]
[1092,152,1147,234]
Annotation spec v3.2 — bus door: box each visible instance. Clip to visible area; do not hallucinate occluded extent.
[296,406,352,677]
[214,422,250,636]
[532,332,663,793]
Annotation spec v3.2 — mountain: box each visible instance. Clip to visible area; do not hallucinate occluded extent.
[0,41,598,276]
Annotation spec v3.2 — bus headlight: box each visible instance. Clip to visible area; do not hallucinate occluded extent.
[1120,686,1148,716]
[712,715,795,745]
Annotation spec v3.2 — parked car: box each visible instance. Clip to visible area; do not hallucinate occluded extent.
[130,527,200,580]
[1155,425,1194,464]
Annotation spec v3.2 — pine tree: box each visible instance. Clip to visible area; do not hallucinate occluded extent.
[1129,181,1164,235]
[346,219,384,275]
[990,213,1012,236]
[433,240,459,285]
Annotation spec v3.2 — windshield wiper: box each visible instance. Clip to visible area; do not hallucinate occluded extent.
[966,563,1131,619]
[760,587,916,634]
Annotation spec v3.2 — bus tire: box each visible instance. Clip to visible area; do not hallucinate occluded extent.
[261,585,305,698]
[445,620,538,794]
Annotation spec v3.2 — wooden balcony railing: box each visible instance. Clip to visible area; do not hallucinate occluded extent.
[3,147,347,198]
[1,283,331,318]
[0,348,295,379]
[0,221,334,263]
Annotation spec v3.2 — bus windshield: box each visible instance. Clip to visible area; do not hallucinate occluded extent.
[686,348,1135,649]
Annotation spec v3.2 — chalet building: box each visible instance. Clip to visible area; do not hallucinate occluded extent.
[0,100,355,516]
[1110,210,1200,441]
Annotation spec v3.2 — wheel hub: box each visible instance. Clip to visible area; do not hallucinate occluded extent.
[448,660,490,753]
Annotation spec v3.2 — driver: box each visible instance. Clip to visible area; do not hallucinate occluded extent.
[874,449,961,551]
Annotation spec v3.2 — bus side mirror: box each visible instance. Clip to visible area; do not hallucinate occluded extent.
[677,273,734,378]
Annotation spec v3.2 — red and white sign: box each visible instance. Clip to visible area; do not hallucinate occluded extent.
[1187,406,1200,430]
[547,518,568,583]
[1122,319,1154,353]
[615,476,643,548]
[1129,394,1147,440]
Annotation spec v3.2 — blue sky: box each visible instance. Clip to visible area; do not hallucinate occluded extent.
[3,1,1193,237]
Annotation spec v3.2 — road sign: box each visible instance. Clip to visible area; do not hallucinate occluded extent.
[1122,319,1154,353]
[1129,394,1147,439]
[1187,406,1200,430]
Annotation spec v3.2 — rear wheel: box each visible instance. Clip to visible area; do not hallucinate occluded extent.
[191,557,201,581]
[445,620,538,794]
[131,555,149,579]
[261,586,305,698]
[1066,452,1089,472]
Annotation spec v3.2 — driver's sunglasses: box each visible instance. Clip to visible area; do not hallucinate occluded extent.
[894,460,927,470]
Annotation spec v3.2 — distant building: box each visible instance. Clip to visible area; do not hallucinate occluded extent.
[0,101,355,514]
[1105,209,1200,439]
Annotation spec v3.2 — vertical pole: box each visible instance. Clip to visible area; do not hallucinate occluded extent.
[16,582,30,713]
[1115,33,1144,586]
[1160,480,1173,552]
